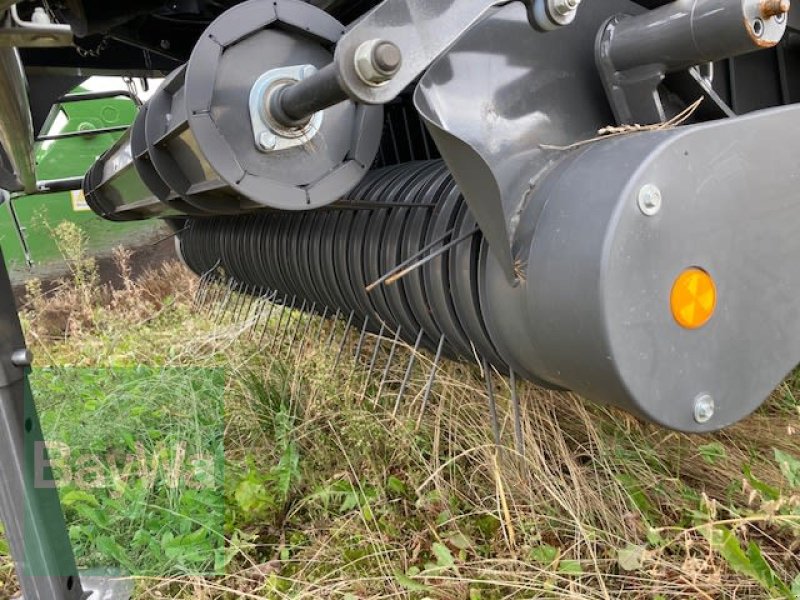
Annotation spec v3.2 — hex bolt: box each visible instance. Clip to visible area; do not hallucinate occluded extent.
[10,348,32,367]
[637,183,662,216]
[693,394,715,424]
[257,132,277,152]
[354,39,402,86]
[761,0,790,18]
[552,0,581,16]
[301,64,317,80]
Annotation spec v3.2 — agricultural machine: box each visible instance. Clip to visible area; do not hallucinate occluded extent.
[0,0,797,597]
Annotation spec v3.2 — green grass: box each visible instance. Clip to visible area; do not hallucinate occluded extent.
[32,366,225,576]
[0,244,798,598]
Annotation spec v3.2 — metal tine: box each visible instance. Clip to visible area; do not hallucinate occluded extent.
[416,334,446,429]
[510,368,524,456]
[360,321,385,402]
[205,275,225,315]
[247,287,267,341]
[242,286,257,331]
[384,227,479,287]
[258,291,282,348]
[288,300,311,354]
[484,359,501,447]
[219,279,240,324]
[326,307,344,350]
[350,315,371,378]
[366,229,454,293]
[332,310,355,374]
[393,329,425,417]
[203,275,220,315]
[231,283,250,325]
[214,278,236,324]
[194,270,211,308]
[295,302,317,355]
[376,325,401,405]
[195,259,221,308]
[269,294,294,352]
[277,298,304,353]
[314,306,330,344]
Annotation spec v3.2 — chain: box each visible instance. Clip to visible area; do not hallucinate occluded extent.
[76,36,109,58]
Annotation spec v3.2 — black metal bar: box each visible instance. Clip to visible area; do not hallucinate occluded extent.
[36,125,129,142]
[57,90,141,106]
[35,177,85,194]
[273,62,349,126]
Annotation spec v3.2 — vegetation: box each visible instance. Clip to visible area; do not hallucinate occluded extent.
[0,221,798,598]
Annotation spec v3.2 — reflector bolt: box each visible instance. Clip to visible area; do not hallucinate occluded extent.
[10,348,32,367]
[637,183,662,216]
[693,393,715,424]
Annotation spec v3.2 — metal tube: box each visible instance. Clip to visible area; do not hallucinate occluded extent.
[0,47,36,193]
[273,62,349,126]
[605,0,787,74]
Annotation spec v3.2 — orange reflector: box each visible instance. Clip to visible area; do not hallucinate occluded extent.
[670,268,717,329]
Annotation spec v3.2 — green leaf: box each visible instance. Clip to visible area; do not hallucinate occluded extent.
[746,541,790,596]
[774,449,800,489]
[386,475,407,495]
[394,571,432,592]
[743,465,781,501]
[432,542,455,569]
[698,442,727,465]
[558,560,583,575]
[617,544,646,572]
[530,543,559,564]
[791,574,800,599]
[61,489,100,508]
[448,532,472,551]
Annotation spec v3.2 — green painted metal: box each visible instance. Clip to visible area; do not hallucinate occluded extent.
[0,88,161,280]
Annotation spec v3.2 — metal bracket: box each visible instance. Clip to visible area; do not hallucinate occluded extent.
[596,0,788,124]
[271,0,581,125]
[0,5,73,48]
[249,64,324,153]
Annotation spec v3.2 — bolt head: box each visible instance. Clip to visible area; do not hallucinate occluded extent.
[637,184,662,216]
[553,0,581,15]
[354,39,402,86]
[693,394,715,424]
[301,64,317,80]
[372,41,402,76]
[11,348,32,367]
[258,132,277,152]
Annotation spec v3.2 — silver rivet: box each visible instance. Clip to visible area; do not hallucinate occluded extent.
[693,394,715,424]
[10,349,32,367]
[637,183,662,216]
[258,132,277,152]
[301,64,317,80]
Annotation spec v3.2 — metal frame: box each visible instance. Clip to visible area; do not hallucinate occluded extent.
[0,247,132,599]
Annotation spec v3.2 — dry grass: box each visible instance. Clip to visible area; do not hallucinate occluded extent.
[0,235,798,599]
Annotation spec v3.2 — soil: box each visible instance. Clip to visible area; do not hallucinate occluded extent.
[11,228,178,305]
